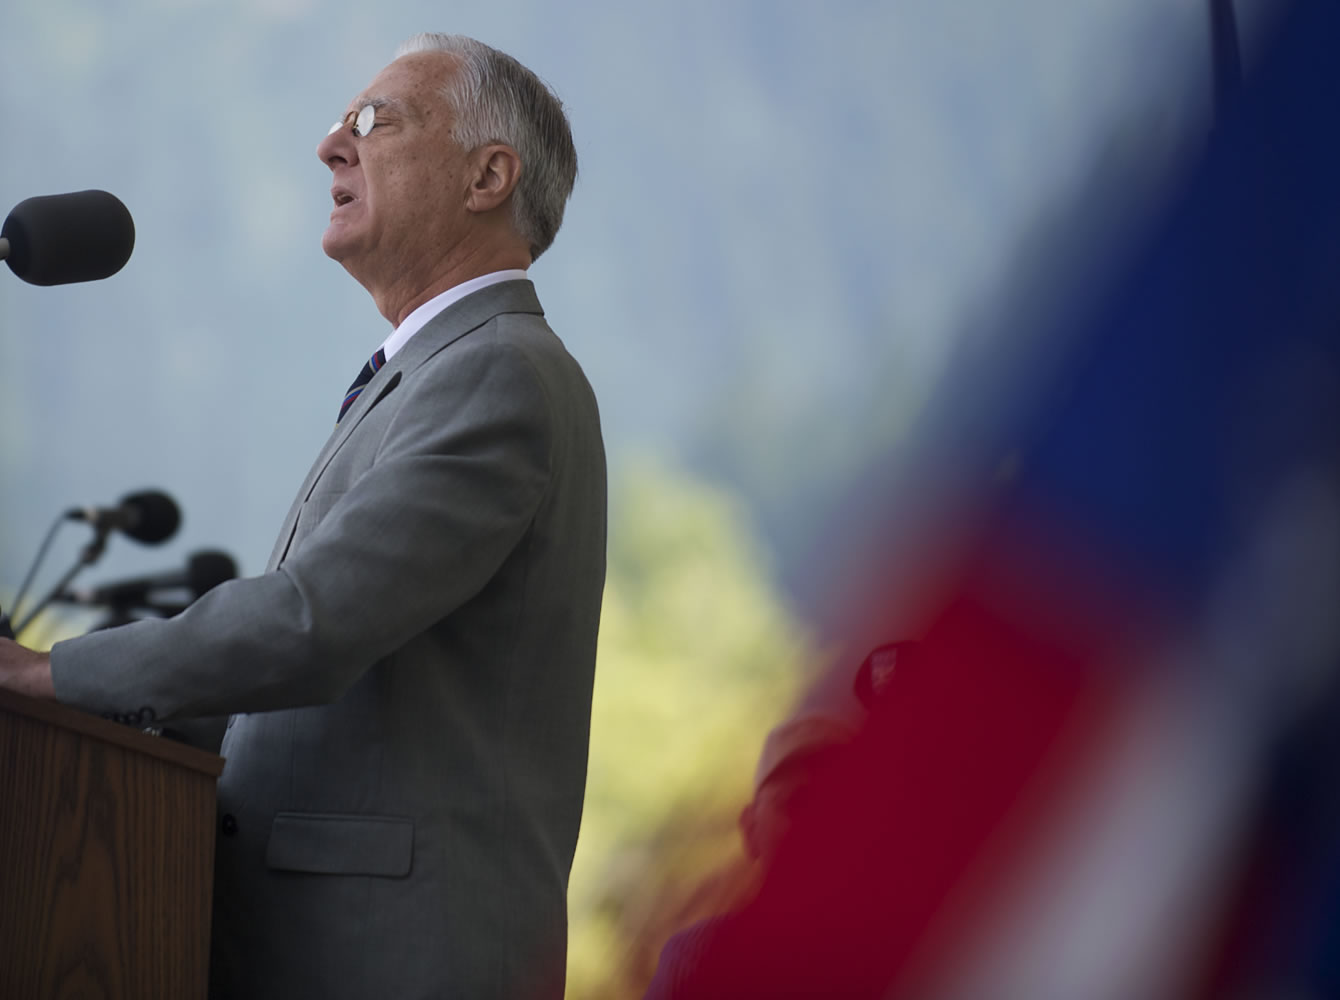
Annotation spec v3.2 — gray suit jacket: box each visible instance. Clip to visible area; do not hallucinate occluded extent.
[51,280,607,1000]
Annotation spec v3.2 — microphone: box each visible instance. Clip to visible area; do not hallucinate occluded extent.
[63,549,237,609]
[853,641,920,710]
[66,490,181,545]
[1,190,135,286]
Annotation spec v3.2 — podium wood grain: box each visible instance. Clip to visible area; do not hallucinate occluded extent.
[0,688,223,1000]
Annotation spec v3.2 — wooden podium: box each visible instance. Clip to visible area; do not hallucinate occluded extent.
[0,688,224,999]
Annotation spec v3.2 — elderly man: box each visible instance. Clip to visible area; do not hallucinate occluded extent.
[0,33,605,1000]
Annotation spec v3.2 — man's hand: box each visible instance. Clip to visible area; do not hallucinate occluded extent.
[0,639,56,700]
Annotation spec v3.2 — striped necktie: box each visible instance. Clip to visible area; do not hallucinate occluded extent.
[338,348,386,423]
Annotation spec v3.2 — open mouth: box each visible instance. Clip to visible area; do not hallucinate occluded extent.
[332,190,356,207]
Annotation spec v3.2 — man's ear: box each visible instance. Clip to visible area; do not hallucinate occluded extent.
[465,144,522,214]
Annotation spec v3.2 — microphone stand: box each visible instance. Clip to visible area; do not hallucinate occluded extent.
[11,522,115,638]
[2,511,72,640]
[90,600,187,632]
[91,606,141,632]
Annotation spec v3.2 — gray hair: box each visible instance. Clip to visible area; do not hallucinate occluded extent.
[395,33,577,261]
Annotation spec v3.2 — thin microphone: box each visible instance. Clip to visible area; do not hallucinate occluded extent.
[66,490,181,545]
[62,549,237,608]
[1,190,135,286]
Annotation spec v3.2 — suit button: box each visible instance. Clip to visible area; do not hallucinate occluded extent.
[221,814,239,837]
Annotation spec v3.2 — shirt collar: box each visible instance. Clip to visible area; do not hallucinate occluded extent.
[379,269,528,361]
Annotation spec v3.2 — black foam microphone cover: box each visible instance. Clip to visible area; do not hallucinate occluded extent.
[186,550,238,596]
[120,490,181,544]
[2,190,135,285]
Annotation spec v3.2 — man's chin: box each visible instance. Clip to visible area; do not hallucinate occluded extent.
[321,227,354,262]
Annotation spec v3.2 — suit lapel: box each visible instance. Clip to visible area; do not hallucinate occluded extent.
[266,280,545,571]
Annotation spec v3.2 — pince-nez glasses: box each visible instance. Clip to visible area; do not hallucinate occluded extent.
[327,104,377,139]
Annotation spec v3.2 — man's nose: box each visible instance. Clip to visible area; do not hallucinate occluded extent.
[317,125,357,169]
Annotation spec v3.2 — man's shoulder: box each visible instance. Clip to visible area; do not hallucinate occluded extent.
[436,295,587,383]
[425,278,544,336]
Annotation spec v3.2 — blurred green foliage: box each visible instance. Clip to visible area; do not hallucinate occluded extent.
[567,457,813,998]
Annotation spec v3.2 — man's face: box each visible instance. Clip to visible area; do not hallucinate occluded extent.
[316,52,470,289]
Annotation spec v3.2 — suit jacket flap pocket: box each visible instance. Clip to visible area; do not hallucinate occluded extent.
[266,812,413,877]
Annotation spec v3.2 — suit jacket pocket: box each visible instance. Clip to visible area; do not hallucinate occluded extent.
[266,812,414,877]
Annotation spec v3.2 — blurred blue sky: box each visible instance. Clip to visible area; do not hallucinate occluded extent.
[0,0,1278,618]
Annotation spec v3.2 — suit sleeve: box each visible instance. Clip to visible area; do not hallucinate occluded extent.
[50,335,553,721]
